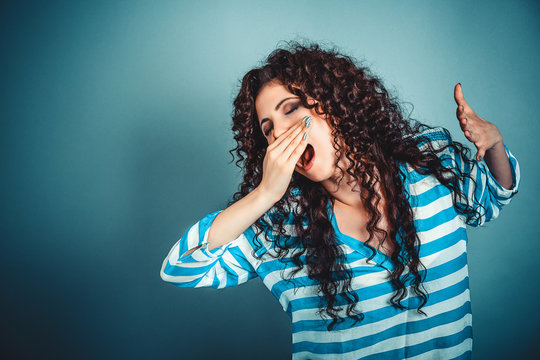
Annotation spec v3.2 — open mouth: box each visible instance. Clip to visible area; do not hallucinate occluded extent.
[297,144,315,171]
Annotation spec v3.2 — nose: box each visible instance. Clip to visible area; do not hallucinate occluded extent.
[271,119,300,142]
[272,125,289,140]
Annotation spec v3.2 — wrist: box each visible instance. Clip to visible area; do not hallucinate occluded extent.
[253,186,280,207]
[486,138,505,154]
[486,125,504,153]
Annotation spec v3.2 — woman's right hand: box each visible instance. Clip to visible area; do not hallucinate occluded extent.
[257,116,312,203]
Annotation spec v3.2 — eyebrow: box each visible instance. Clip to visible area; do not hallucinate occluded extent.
[260,96,298,127]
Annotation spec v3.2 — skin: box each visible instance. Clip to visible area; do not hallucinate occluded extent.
[255,80,395,255]
[253,81,515,255]
[255,80,372,204]
[454,83,513,189]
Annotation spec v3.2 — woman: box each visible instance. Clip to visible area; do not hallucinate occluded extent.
[160,42,520,359]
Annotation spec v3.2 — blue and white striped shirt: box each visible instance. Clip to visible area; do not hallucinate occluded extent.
[160,127,520,359]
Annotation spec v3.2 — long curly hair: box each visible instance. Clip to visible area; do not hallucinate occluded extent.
[228,41,483,331]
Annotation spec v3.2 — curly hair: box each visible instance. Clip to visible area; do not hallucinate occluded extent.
[228,40,484,331]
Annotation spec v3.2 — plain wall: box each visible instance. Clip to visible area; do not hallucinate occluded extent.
[1,0,538,359]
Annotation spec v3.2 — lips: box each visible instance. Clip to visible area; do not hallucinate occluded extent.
[297,144,315,171]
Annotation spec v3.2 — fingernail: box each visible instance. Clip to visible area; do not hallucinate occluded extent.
[478,156,482,161]
[458,82,462,87]
[303,132,308,140]
[461,105,464,111]
[302,116,310,123]
[305,118,312,128]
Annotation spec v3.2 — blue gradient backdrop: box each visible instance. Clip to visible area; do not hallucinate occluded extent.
[1,1,538,359]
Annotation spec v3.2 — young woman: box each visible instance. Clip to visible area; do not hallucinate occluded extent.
[160,42,520,359]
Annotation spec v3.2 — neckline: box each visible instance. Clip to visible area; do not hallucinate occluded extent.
[327,200,395,271]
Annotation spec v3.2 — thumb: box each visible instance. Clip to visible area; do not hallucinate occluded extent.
[454,83,469,109]
[476,148,485,162]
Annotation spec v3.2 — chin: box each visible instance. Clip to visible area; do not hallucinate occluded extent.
[295,166,334,183]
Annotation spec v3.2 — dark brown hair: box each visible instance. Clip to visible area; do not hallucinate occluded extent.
[229,40,482,330]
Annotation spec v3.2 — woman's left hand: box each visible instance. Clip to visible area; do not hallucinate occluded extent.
[454,83,503,161]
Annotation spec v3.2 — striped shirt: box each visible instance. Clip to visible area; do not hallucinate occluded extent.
[160,126,520,359]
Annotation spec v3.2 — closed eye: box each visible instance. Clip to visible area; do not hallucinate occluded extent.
[263,103,300,137]
[285,105,298,115]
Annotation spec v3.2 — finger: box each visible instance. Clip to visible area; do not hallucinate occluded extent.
[464,128,479,144]
[267,116,308,151]
[453,83,470,110]
[456,104,466,118]
[288,130,310,164]
[271,120,307,155]
[283,123,311,160]
[459,117,468,132]
[267,118,304,150]
[476,149,485,162]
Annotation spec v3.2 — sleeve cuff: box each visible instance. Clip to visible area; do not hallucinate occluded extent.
[177,210,235,262]
[481,144,520,199]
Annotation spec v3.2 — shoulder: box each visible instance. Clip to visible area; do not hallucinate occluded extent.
[411,126,454,151]
[398,126,457,184]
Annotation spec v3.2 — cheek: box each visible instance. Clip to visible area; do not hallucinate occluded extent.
[310,141,338,178]
[310,120,338,164]
[318,133,339,162]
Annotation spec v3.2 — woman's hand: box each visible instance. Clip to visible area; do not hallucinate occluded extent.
[257,116,312,203]
[454,83,503,161]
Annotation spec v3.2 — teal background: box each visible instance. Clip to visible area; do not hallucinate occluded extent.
[1,0,538,359]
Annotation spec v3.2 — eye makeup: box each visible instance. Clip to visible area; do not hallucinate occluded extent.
[285,102,299,115]
[261,101,301,137]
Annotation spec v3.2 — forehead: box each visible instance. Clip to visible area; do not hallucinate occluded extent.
[255,82,293,119]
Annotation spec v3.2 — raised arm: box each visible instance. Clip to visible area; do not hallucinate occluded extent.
[161,115,313,288]
[454,83,513,189]
[202,115,312,252]
[181,187,275,257]
[413,125,520,228]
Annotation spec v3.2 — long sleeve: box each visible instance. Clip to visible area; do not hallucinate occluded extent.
[413,126,520,227]
[160,210,266,289]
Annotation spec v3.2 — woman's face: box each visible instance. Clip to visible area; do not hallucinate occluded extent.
[255,81,340,183]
